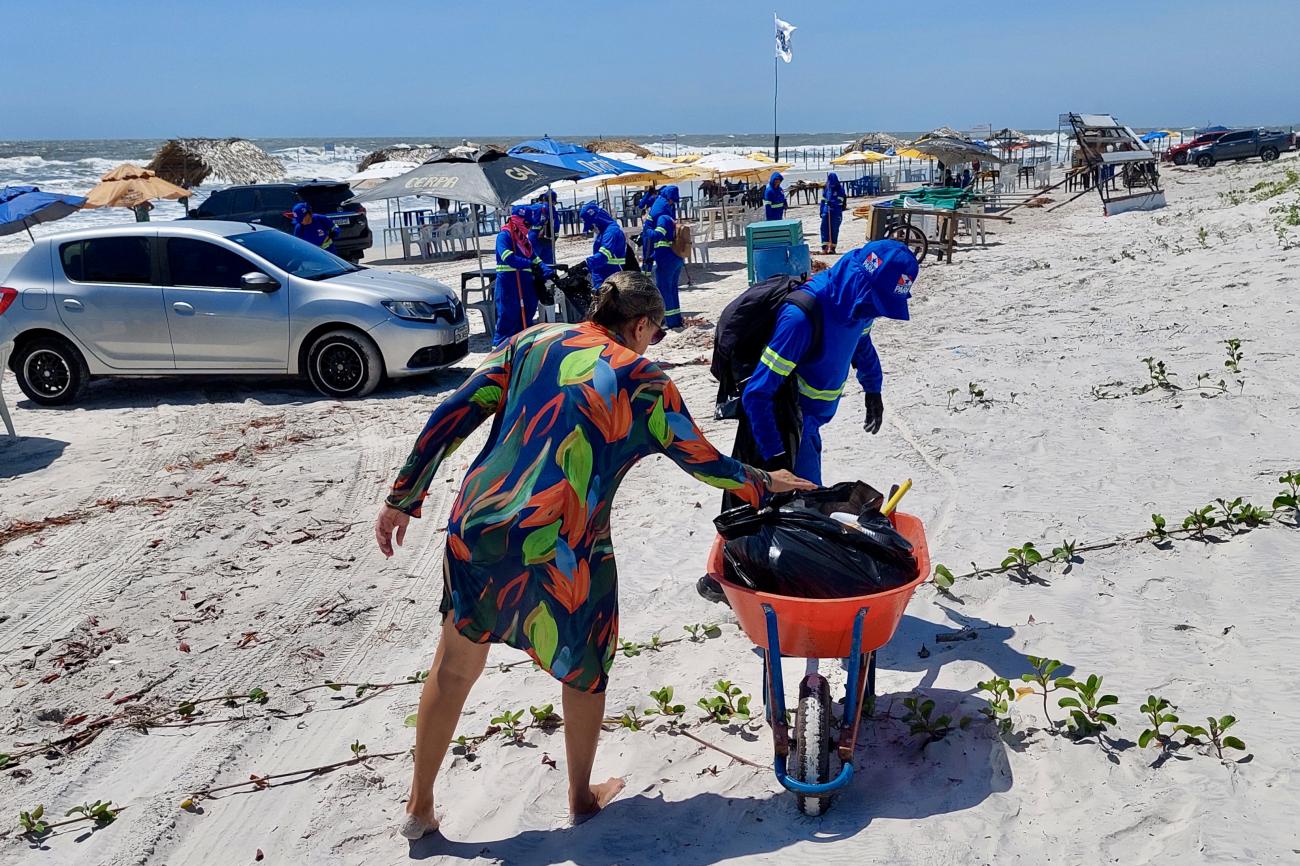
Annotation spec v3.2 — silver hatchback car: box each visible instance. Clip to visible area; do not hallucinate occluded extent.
[0,221,470,404]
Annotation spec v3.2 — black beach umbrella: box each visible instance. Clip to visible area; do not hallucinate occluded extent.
[347,147,581,271]
[347,147,580,211]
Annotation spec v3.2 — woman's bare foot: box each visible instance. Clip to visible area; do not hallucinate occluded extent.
[399,801,439,840]
[569,777,626,824]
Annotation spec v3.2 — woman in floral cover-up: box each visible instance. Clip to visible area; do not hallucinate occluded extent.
[376,272,813,836]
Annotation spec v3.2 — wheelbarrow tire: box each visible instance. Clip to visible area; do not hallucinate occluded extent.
[885,223,929,263]
[794,675,833,816]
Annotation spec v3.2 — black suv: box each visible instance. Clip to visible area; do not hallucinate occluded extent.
[188,181,372,262]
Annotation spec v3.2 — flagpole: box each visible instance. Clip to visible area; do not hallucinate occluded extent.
[773,53,779,161]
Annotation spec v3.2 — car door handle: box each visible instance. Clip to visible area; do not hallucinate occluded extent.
[172,302,195,314]
[62,298,84,311]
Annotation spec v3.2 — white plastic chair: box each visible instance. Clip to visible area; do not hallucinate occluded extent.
[690,234,711,265]
[399,227,423,260]
[0,342,15,438]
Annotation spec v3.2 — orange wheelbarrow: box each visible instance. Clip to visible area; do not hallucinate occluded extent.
[705,511,930,815]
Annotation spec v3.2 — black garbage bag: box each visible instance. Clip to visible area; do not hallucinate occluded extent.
[714,481,917,599]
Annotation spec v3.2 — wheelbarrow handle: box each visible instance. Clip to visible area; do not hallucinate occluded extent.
[774,754,856,796]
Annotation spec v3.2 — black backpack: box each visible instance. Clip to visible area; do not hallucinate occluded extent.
[711,275,822,409]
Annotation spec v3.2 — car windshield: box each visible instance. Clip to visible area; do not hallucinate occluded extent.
[227,230,361,280]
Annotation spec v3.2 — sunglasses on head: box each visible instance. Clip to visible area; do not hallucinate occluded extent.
[648,317,667,345]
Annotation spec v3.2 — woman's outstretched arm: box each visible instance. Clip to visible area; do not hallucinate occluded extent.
[648,376,814,507]
[386,343,513,518]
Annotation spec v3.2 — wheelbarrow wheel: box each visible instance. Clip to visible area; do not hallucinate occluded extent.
[885,223,929,262]
[794,675,833,816]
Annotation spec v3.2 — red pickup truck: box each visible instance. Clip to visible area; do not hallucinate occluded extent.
[1164,131,1229,165]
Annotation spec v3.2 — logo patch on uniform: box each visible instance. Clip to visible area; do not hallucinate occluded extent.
[863,252,881,274]
[895,274,913,295]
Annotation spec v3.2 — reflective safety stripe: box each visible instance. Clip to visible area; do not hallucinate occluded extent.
[759,346,796,377]
[764,200,785,208]
[664,308,681,316]
[532,257,543,265]
[862,322,874,335]
[796,376,843,401]
[495,265,518,272]
[654,226,668,235]
[597,247,626,264]
[654,241,674,248]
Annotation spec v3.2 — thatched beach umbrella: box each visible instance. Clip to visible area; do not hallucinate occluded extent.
[357,142,500,172]
[914,126,972,144]
[146,138,285,187]
[357,146,442,172]
[843,132,906,155]
[82,163,190,210]
[583,138,654,158]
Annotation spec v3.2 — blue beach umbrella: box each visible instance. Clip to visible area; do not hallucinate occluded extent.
[508,137,645,179]
[0,185,87,239]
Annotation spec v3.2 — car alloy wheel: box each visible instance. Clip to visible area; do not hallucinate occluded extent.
[24,348,72,399]
[316,342,365,394]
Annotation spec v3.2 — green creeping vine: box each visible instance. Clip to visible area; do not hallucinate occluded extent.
[1176,715,1247,760]
[1055,674,1119,738]
[1138,696,1179,749]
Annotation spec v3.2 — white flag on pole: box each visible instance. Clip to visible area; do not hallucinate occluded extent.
[775,14,796,63]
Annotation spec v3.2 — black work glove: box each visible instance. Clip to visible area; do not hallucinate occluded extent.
[863,392,884,435]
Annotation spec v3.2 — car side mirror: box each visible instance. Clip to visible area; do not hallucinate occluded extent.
[241,272,280,292]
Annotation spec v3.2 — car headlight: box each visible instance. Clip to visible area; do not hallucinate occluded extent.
[383,299,462,323]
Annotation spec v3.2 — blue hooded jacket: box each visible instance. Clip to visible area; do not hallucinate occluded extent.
[763,172,787,220]
[649,185,679,221]
[580,201,626,287]
[820,172,846,217]
[741,239,918,459]
[291,202,338,249]
[496,205,545,274]
[650,185,680,258]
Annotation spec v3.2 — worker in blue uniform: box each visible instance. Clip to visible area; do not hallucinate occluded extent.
[639,186,665,276]
[697,239,919,604]
[819,172,847,254]
[291,202,339,250]
[580,201,627,289]
[762,171,787,221]
[530,191,560,266]
[649,185,684,328]
[493,205,552,346]
[743,239,918,484]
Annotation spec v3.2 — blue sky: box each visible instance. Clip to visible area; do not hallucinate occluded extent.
[3,0,1296,139]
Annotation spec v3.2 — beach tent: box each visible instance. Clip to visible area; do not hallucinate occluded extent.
[146,138,285,187]
[82,163,190,210]
[0,185,87,240]
[1140,131,1169,142]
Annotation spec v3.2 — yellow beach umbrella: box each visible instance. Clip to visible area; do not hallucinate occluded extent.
[831,150,888,165]
[893,148,929,160]
[744,151,776,163]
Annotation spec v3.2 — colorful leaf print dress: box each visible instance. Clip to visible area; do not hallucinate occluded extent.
[387,322,770,693]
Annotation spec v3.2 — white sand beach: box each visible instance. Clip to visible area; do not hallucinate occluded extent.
[2,154,1299,865]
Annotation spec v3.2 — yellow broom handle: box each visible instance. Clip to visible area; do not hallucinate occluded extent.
[881,479,913,516]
